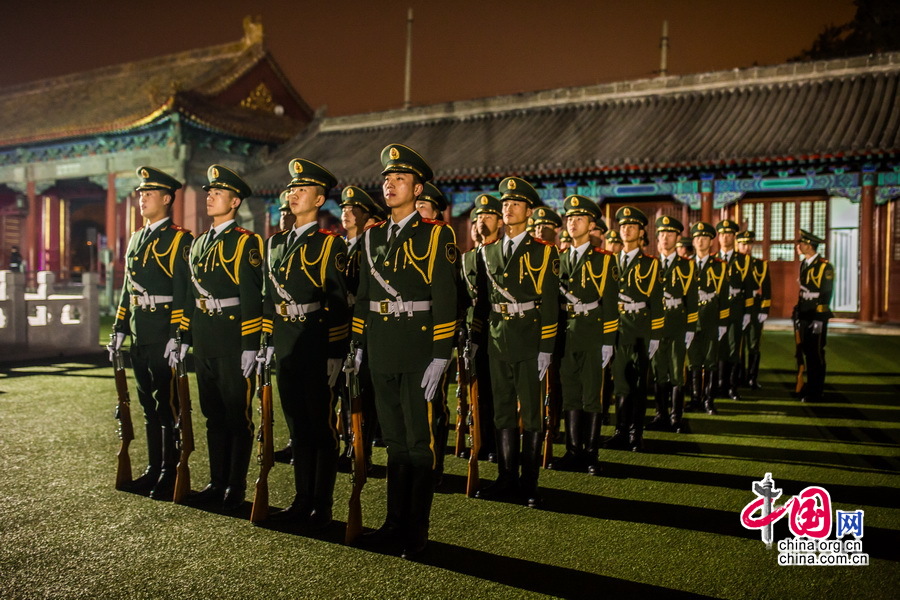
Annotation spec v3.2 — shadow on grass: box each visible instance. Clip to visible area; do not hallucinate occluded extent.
[679,418,899,446]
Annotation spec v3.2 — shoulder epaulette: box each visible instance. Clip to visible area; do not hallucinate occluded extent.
[169,224,191,233]
[593,246,610,254]
[818,257,829,264]
[421,218,447,226]
[644,253,658,259]
[482,238,501,246]
[318,228,339,237]
[533,237,553,246]
[234,226,255,236]
[365,220,387,232]
[713,257,725,263]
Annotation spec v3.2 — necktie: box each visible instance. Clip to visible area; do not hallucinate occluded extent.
[389,224,400,246]
[287,230,297,247]
[571,248,579,265]
[138,227,149,246]
[505,240,514,262]
[621,253,629,271]
[205,229,217,252]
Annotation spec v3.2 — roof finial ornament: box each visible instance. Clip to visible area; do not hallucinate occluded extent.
[242,15,264,47]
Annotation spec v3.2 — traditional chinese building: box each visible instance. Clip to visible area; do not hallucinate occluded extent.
[0,18,312,289]
[248,52,900,322]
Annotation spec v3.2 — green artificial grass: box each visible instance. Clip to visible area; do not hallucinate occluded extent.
[1,332,898,599]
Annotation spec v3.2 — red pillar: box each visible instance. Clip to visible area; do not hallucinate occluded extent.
[25,181,38,279]
[701,191,713,225]
[859,177,875,322]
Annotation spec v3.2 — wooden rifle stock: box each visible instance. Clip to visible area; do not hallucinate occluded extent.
[345,341,367,544]
[172,332,194,504]
[250,340,274,524]
[110,334,134,490]
[454,334,469,457]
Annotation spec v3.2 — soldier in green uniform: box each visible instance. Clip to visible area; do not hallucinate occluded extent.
[648,216,698,434]
[714,219,755,401]
[260,159,349,529]
[531,205,562,245]
[351,144,457,559]
[736,231,771,389]
[110,166,193,500]
[605,229,623,255]
[686,222,728,415]
[415,182,448,220]
[599,228,624,423]
[605,206,663,452]
[676,238,694,260]
[183,165,264,511]
[474,177,559,508]
[558,229,572,252]
[794,229,834,403]
[273,190,297,466]
[549,195,617,474]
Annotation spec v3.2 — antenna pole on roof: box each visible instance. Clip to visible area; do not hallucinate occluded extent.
[404,7,413,109]
[659,20,669,77]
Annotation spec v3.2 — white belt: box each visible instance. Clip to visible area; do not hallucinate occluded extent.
[370,300,432,317]
[729,286,742,298]
[195,296,240,314]
[698,290,717,305]
[618,301,647,313]
[131,294,173,311]
[565,300,600,317]
[801,291,820,301]
[492,301,537,318]
[664,297,683,309]
[277,301,322,321]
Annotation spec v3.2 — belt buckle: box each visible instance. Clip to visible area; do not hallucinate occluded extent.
[566,303,576,318]
[617,302,625,313]
[499,304,508,316]
[379,301,390,315]
[198,298,208,313]
[279,302,288,316]
[131,295,140,307]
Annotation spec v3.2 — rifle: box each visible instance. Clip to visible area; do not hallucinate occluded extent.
[454,333,470,457]
[541,363,560,469]
[792,313,806,395]
[109,333,134,490]
[463,329,481,498]
[345,340,367,544]
[172,330,194,504]
[250,336,274,524]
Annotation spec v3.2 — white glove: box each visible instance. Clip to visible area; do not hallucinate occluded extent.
[810,321,823,335]
[241,350,258,378]
[758,313,768,324]
[256,346,275,367]
[742,314,751,330]
[327,358,342,387]
[648,339,660,360]
[163,338,189,369]
[601,345,614,369]
[108,332,125,362]
[718,326,727,340]
[421,358,449,401]
[344,348,363,375]
[684,331,695,349]
[537,352,552,381]
[471,343,479,359]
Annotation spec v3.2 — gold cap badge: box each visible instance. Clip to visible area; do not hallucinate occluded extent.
[624,208,631,216]
[480,196,488,205]
[663,216,670,224]
[389,147,400,160]
[294,162,303,173]
[699,223,705,230]
[140,168,149,178]
[211,167,219,179]
[572,198,580,206]
[508,179,517,190]
[346,187,354,198]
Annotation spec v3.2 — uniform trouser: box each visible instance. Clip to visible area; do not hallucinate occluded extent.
[687,327,719,370]
[612,337,651,399]
[744,317,763,354]
[488,349,542,432]
[719,312,744,364]
[276,346,339,451]
[131,341,178,432]
[559,347,603,412]
[370,370,439,469]
[195,353,255,491]
[799,320,828,398]
[652,334,687,386]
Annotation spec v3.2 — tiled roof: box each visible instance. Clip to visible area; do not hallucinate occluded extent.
[0,28,309,146]
[248,52,900,194]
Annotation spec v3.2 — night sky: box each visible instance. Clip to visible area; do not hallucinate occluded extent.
[0,0,857,117]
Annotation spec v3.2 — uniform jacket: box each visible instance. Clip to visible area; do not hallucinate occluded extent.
[795,256,834,321]
[351,213,458,374]
[658,253,699,338]
[263,226,349,360]
[559,245,619,352]
[184,223,264,357]
[747,255,772,317]
[694,255,728,333]
[715,250,756,321]
[114,219,193,346]
[479,235,559,362]
[616,251,664,344]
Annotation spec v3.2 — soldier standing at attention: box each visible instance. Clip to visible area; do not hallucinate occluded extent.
[183,165,264,512]
[604,206,663,453]
[686,222,727,415]
[549,195,617,475]
[605,229,624,255]
[273,189,296,466]
[736,231,770,389]
[647,216,698,434]
[531,205,562,245]
[794,230,833,403]
[714,219,755,401]
[351,144,457,559]
[599,228,624,423]
[261,159,349,529]
[474,176,559,508]
[110,166,193,500]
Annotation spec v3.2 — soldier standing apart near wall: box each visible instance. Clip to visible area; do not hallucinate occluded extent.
[184,165,264,512]
[604,206,662,453]
[261,159,349,529]
[794,229,833,403]
[686,222,727,415]
[351,144,457,559]
[549,195,617,475]
[475,177,559,508]
[736,231,771,389]
[714,219,754,401]
[110,167,193,500]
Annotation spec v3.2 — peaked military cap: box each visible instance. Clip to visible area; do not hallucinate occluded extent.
[278,189,291,213]
[563,195,602,220]
[380,144,433,182]
[736,230,756,243]
[798,229,825,245]
[655,214,684,234]
[615,205,648,227]
[691,221,715,239]
[499,176,541,207]
[530,205,562,228]
[287,158,337,192]
[135,166,182,193]
[675,238,694,250]
[341,185,382,216]
[559,230,572,243]
[715,219,739,234]
[605,229,623,244]
[593,218,609,234]
[418,182,448,212]
[473,193,503,217]
[203,164,252,199]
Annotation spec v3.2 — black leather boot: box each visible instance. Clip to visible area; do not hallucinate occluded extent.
[628,393,646,453]
[670,386,685,433]
[269,447,315,523]
[603,395,630,449]
[686,369,703,413]
[520,430,543,508]
[585,411,603,476]
[747,353,762,390]
[728,361,743,400]
[127,424,162,493]
[402,465,435,559]
[361,462,409,548]
[273,440,293,465]
[191,427,229,505]
[309,449,338,531]
[716,361,729,399]
[548,410,583,471]
[150,426,178,501]
[476,428,519,500]
[646,383,671,431]
[704,371,718,415]
[223,432,253,511]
